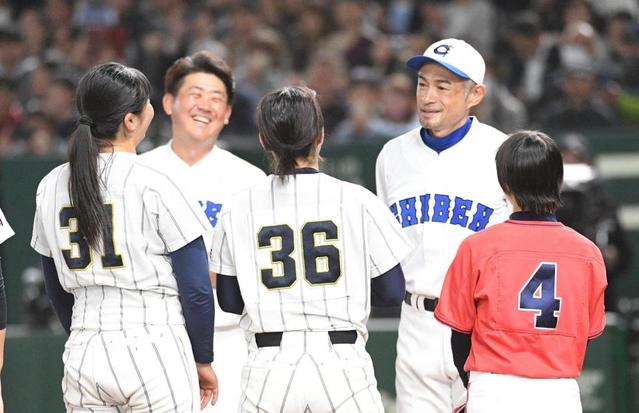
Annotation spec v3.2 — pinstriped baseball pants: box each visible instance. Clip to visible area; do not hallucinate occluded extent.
[239,331,383,413]
[62,325,199,413]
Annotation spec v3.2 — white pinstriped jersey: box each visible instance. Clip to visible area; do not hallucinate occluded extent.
[210,172,412,339]
[0,207,14,244]
[140,142,266,329]
[31,152,210,331]
[376,118,510,299]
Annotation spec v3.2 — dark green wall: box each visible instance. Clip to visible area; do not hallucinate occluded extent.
[1,156,63,324]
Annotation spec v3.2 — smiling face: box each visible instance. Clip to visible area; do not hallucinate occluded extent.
[163,72,232,146]
[416,62,485,137]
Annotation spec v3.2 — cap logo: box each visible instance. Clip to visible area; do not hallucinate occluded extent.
[433,44,452,57]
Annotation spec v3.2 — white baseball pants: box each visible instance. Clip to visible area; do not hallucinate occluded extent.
[467,372,582,412]
[395,301,466,412]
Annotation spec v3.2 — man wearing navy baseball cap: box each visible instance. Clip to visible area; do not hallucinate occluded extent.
[375,38,511,412]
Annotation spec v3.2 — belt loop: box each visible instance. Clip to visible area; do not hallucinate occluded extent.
[404,291,412,306]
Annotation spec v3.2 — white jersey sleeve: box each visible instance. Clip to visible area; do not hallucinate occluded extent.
[30,167,59,257]
[0,207,14,245]
[143,175,210,252]
[209,209,236,276]
[362,190,413,277]
[375,149,388,204]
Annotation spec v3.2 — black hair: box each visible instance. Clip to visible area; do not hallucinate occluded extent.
[496,130,563,214]
[164,50,235,104]
[69,62,151,250]
[256,86,324,177]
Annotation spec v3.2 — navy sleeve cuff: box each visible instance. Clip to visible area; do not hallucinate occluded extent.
[217,274,244,315]
[371,264,406,306]
[451,330,471,388]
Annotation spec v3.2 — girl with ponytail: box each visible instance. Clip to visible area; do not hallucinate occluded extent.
[31,62,219,412]
[210,86,410,412]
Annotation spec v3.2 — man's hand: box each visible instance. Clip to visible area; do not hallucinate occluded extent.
[196,362,218,409]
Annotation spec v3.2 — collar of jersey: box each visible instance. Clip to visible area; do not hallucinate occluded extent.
[98,151,135,159]
[510,211,557,222]
[420,117,473,154]
[294,167,319,174]
[168,139,218,167]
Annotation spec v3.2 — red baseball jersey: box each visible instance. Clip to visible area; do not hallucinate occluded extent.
[435,216,607,378]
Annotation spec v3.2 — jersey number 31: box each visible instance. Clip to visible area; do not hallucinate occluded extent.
[518,262,561,329]
[59,204,123,270]
[258,221,340,290]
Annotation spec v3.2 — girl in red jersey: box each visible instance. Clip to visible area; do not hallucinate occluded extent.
[435,130,607,413]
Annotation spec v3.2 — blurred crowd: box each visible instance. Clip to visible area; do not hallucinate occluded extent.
[0,0,638,157]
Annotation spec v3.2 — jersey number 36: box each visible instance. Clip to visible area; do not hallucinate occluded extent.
[258,220,341,290]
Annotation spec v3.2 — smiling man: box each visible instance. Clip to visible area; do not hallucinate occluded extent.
[375,38,511,413]
[141,51,265,413]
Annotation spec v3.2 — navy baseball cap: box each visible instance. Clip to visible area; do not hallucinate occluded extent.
[406,38,486,84]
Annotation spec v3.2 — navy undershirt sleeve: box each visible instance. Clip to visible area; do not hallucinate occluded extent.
[40,255,74,335]
[451,330,471,388]
[217,274,244,315]
[371,264,406,306]
[170,236,215,364]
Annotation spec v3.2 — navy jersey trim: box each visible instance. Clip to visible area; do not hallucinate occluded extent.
[510,212,557,222]
[420,117,473,154]
[294,167,319,174]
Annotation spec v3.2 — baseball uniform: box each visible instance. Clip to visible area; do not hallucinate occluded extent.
[210,170,412,412]
[435,213,607,412]
[376,118,510,412]
[31,152,211,412]
[141,142,265,413]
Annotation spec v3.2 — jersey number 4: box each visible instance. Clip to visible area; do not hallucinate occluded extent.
[518,262,561,329]
[258,221,341,289]
[59,204,124,270]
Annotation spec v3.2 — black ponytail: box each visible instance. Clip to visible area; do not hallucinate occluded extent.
[68,119,106,250]
[256,86,324,178]
[68,62,151,250]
